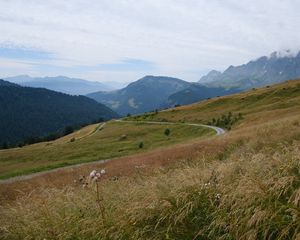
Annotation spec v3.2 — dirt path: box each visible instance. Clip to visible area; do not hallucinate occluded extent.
[116,120,225,135]
[76,122,106,141]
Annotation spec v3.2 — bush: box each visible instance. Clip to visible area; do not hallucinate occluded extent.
[207,112,243,130]
[139,142,144,149]
[164,128,171,136]
[119,134,127,141]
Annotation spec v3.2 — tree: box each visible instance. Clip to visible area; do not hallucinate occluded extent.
[1,142,8,149]
[98,117,104,123]
[164,128,171,136]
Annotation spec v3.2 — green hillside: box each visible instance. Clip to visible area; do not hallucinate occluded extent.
[127,79,300,128]
[0,121,213,180]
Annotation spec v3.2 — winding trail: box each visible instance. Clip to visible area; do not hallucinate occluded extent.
[115,120,225,136]
[0,120,225,184]
[77,122,106,140]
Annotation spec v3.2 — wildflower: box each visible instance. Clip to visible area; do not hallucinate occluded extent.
[215,193,221,200]
[96,172,101,178]
[90,170,97,178]
[100,169,106,175]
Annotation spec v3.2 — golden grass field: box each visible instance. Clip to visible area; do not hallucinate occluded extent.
[0,79,300,239]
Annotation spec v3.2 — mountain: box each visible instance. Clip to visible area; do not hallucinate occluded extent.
[0,79,19,87]
[164,83,240,107]
[4,75,114,95]
[87,75,191,115]
[201,50,300,90]
[199,70,222,83]
[0,80,118,145]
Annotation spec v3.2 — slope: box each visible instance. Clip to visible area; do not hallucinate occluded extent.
[164,83,240,106]
[132,79,300,128]
[0,121,213,180]
[0,81,118,145]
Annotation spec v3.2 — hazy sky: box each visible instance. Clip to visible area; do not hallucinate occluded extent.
[0,0,300,83]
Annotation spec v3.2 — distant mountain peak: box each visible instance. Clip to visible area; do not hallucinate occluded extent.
[87,75,190,115]
[269,49,299,59]
[199,70,222,83]
[199,50,300,90]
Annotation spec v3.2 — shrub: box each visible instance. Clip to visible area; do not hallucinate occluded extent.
[119,134,127,141]
[207,112,243,130]
[139,142,144,149]
[164,128,171,136]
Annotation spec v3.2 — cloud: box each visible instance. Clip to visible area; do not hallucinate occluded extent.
[0,0,300,82]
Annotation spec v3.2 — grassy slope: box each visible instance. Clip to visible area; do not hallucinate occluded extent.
[0,121,212,179]
[128,79,300,128]
[0,79,300,239]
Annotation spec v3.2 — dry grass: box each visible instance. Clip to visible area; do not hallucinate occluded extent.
[0,113,299,239]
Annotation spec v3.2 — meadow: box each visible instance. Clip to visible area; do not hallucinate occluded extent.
[0,79,300,239]
[0,121,213,180]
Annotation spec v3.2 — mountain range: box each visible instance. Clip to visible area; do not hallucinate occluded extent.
[4,75,115,95]
[201,50,300,89]
[0,49,299,149]
[87,51,300,116]
[0,80,118,145]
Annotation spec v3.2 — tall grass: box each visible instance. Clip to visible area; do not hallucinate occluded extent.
[1,116,299,239]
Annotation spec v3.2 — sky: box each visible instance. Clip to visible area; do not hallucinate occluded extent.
[0,0,300,84]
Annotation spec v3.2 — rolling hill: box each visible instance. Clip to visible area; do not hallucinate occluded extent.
[164,83,240,106]
[5,75,114,95]
[201,50,300,90]
[0,80,118,145]
[130,79,300,127]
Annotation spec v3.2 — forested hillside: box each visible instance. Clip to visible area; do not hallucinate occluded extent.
[0,80,118,145]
